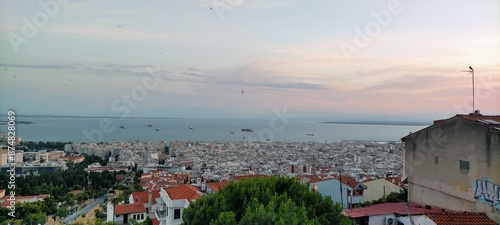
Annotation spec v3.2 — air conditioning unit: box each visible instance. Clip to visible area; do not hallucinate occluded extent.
[384,216,396,225]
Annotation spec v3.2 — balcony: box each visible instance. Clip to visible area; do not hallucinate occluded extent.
[156,210,167,220]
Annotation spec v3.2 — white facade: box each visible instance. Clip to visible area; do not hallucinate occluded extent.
[107,201,147,224]
[155,188,192,225]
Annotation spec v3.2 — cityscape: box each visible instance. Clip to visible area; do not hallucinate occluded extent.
[1,1,500,225]
[1,112,500,225]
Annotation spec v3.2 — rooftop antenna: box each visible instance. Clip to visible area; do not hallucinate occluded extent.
[460,66,475,113]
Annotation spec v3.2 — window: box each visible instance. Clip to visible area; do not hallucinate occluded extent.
[141,213,144,220]
[174,208,181,220]
[434,156,438,164]
[459,160,469,173]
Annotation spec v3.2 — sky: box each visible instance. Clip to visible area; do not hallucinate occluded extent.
[0,0,499,119]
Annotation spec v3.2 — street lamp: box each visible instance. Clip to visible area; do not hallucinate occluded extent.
[461,66,475,113]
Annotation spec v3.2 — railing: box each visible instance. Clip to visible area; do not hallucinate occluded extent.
[156,210,167,220]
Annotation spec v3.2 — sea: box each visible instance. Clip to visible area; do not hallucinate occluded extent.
[2,116,428,144]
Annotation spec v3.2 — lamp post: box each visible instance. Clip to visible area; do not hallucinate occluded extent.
[461,66,475,113]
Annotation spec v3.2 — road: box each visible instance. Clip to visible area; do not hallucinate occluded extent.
[62,194,107,224]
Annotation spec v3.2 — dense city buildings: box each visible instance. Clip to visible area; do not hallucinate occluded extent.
[167,140,403,180]
[2,113,499,224]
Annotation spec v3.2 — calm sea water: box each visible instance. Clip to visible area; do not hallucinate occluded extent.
[2,117,427,144]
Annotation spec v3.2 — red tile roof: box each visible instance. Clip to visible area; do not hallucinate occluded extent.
[114,203,146,215]
[300,175,323,184]
[333,175,365,189]
[165,184,201,201]
[344,202,446,218]
[384,177,404,188]
[152,217,160,225]
[299,175,337,184]
[130,190,160,204]
[206,181,230,192]
[426,212,497,225]
[0,194,50,207]
[404,114,500,141]
[458,114,500,123]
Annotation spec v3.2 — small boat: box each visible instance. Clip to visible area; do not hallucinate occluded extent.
[189,126,194,129]
[155,128,160,131]
[241,128,253,132]
[147,124,153,127]
[307,133,314,136]
[120,125,127,129]
[229,132,235,134]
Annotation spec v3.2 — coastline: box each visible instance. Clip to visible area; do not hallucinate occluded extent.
[319,121,431,126]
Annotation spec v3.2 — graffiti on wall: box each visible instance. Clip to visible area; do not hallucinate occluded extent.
[473,178,500,210]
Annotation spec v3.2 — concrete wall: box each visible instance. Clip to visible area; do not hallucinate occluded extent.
[364,179,403,202]
[404,116,500,223]
[107,202,114,222]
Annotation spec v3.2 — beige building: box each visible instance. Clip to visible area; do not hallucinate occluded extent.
[402,113,500,223]
[15,150,23,163]
[363,177,404,202]
[0,150,9,167]
[36,150,65,162]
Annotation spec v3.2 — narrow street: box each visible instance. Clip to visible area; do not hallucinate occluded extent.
[62,194,107,224]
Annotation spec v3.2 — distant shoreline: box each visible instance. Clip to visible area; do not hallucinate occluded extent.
[0,115,182,120]
[320,121,430,126]
[0,121,36,125]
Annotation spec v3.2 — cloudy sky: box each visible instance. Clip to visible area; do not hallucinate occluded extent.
[0,0,498,118]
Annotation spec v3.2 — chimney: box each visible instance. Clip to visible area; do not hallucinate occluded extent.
[355,174,360,182]
[201,181,206,192]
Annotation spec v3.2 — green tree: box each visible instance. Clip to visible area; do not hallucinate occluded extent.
[0,207,12,222]
[43,196,58,215]
[23,212,47,225]
[57,206,70,218]
[0,219,23,225]
[210,211,237,225]
[358,191,406,208]
[182,176,354,225]
[142,216,153,225]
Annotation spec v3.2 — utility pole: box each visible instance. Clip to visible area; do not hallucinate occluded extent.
[461,66,475,113]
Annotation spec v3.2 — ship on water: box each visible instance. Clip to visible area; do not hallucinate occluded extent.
[120,125,127,129]
[241,128,253,132]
